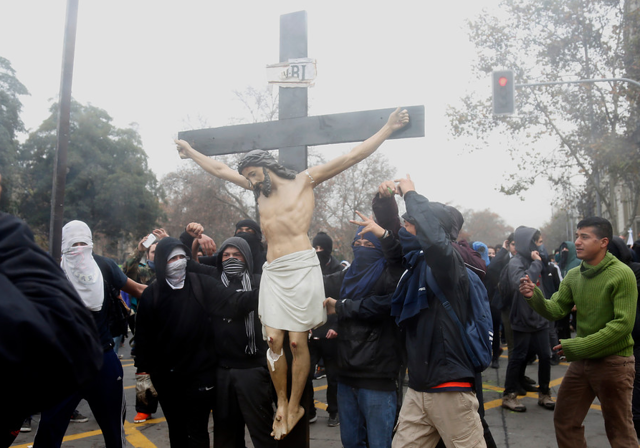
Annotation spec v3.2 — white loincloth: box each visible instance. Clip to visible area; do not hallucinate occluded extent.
[258,248,327,333]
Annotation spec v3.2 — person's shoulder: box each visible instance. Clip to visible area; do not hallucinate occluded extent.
[94,254,127,288]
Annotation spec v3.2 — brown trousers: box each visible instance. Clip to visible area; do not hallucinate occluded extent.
[554,355,636,448]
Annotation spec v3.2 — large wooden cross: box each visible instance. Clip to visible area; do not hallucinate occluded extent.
[178,11,425,173]
[177,12,423,446]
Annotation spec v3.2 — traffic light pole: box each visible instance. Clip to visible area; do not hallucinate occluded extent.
[516,77,640,89]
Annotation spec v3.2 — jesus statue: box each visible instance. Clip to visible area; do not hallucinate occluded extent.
[174,107,409,440]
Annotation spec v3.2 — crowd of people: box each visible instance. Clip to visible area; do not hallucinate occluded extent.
[2,106,640,448]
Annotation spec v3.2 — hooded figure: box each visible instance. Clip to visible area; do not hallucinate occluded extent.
[135,236,260,447]
[558,241,581,277]
[312,231,344,275]
[211,237,275,448]
[235,219,267,274]
[500,225,554,412]
[34,220,129,448]
[472,241,491,266]
[216,237,258,356]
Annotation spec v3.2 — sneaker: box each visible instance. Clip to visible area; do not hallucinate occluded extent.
[538,393,556,410]
[134,412,151,423]
[313,366,326,380]
[328,413,340,427]
[502,393,526,412]
[70,410,89,423]
[20,418,31,432]
[309,414,318,424]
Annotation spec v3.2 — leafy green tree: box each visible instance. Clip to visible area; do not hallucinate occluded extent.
[0,56,29,213]
[17,101,163,249]
[448,0,639,230]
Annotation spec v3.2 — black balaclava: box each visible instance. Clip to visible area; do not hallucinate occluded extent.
[313,232,333,266]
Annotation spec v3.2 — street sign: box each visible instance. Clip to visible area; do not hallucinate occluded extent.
[267,58,317,87]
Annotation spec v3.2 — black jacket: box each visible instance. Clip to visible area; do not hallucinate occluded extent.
[507,226,548,332]
[213,237,267,369]
[323,231,404,391]
[400,191,476,391]
[0,213,102,419]
[135,238,258,384]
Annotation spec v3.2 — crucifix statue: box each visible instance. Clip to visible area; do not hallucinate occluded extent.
[174,11,424,443]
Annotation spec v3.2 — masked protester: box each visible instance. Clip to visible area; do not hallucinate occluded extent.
[208,237,277,448]
[134,237,260,448]
[323,218,404,448]
[501,227,555,412]
[235,219,267,275]
[34,221,132,448]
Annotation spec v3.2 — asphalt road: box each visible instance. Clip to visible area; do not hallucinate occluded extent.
[12,344,630,448]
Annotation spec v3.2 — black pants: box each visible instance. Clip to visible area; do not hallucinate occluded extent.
[34,350,126,448]
[213,366,276,448]
[504,328,551,395]
[490,305,502,360]
[632,345,640,437]
[309,338,338,415]
[152,374,215,448]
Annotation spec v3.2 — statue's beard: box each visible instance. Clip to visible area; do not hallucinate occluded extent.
[252,168,272,200]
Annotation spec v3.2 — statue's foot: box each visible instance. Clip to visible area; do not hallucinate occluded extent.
[271,405,289,440]
[287,405,305,433]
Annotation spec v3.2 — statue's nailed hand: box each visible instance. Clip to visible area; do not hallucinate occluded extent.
[387,107,410,132]
[175,139,193,159]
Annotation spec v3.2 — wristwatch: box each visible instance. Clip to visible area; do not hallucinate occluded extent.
[381,229,390,239]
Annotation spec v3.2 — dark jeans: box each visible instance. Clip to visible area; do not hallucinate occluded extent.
[490,305,502,361]
[309,338,338,415]
[213,366,276,448]
[504,328,551,395]
[152,374,215,448]
[555,355,636,448]
[34,350,125,448]
[338,382,396,448]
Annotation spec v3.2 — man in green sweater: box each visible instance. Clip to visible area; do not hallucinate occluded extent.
[519,217,637,448]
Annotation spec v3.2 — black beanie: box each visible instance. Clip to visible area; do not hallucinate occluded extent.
[312,232,333,254]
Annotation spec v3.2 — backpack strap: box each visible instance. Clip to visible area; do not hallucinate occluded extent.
[425,267,479,367]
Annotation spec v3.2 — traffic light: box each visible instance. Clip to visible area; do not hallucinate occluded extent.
[492,70,515,115]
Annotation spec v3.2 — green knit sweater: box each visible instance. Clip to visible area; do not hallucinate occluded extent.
[526,252,637,361]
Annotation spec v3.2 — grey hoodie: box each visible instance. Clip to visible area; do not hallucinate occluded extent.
[506,226,549,332]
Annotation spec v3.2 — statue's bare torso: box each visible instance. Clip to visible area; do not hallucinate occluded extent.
[253,174,314,262]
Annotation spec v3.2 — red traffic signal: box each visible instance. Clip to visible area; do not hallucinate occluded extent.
[492,70,516,115]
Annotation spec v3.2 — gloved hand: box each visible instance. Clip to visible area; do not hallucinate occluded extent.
[136,373,158,405]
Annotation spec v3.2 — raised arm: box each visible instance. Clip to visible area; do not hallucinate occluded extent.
[175,139,251,189]
[306,108,409,185]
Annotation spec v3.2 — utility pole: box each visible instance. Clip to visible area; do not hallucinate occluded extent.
[49,0,79,261]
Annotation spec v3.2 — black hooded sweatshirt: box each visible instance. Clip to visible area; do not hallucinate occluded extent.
[135,238,259,384]
[212,237,267,369]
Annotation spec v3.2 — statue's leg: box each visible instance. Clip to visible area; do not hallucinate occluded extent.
[264,326,288,440]
[287,331,310,433]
